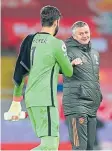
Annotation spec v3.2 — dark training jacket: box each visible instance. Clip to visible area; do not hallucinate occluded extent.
[62,37,103,116]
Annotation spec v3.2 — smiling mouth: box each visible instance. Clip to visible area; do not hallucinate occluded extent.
[82,39,88,41]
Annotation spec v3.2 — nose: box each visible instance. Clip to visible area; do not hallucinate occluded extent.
[82,33,87,38]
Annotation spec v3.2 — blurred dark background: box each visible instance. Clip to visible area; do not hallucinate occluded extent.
[1,0,112,150]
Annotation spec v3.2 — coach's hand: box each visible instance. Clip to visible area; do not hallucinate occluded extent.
[71,58,83,66]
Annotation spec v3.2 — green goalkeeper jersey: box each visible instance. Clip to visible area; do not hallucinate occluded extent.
[19,32,73,108]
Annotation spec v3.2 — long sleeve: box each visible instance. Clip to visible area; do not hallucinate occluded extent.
[13,34,35,86]
[13,79,24,101]
[54,40,73,77]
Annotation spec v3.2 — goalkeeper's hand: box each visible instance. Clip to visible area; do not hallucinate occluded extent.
[7,101,22,121]
[7,96,23,121]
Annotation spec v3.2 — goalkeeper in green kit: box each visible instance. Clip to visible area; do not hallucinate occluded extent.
[7,5,74,150]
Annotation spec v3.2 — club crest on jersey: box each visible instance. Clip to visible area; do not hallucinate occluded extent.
[79,117,85,124]
[62,43,67,56]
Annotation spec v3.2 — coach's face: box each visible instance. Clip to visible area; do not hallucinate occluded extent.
[73,25,90,44]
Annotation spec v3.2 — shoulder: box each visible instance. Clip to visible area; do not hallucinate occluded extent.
[52,37,66,49]
[91,47,99,56]
[64,37,71,44]
[52,37,63,45]
[21,34,35,45]
[64,38,70,48]
[52,38,67,55]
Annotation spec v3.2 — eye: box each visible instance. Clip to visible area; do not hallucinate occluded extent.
[85,31,88,34]
[80,33,83,36]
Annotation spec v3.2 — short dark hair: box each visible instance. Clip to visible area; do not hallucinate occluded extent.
[72,21,89,33]
[40,5,61,27]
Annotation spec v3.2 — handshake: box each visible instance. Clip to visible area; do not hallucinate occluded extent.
[4,101,28,121]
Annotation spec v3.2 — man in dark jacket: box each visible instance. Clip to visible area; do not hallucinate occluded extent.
[62,21,103,150]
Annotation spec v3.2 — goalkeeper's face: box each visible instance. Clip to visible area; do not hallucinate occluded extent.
[53,19,60,36]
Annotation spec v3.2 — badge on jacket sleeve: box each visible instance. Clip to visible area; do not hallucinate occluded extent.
[62,42,67,56]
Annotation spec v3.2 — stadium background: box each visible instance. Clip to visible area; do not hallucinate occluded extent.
[1,0,112,150]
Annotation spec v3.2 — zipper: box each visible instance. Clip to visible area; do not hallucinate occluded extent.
[88,52,95,79]
[88,52,97,104]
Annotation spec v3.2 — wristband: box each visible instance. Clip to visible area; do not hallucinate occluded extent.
[13,96,23,102]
